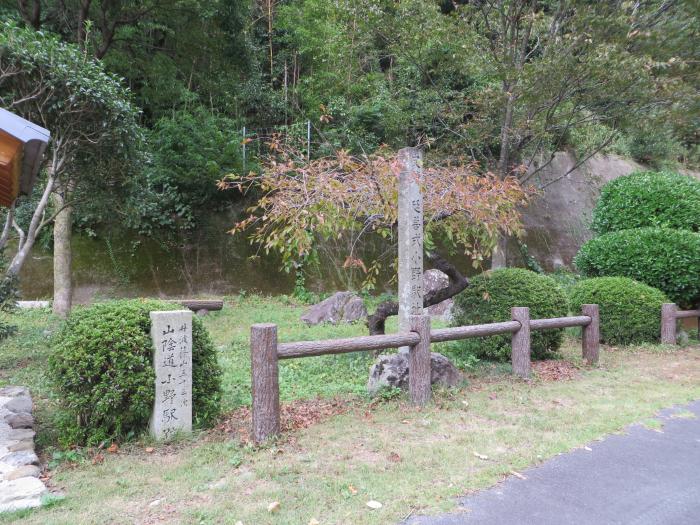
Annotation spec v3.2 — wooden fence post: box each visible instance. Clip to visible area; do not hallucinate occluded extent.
[511,307,531,379]
[660,303,677,345]
[409,314,431,406]
[581,304,600,365]
[251,323,280,444]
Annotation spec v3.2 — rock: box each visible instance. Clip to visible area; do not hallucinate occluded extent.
[367,352,464,395]
[1,429,35,442]
[4,397,32,414]
[196,308,209,317]
[423,270,454,321]
[5,413,33,430]
[16,301,50,309]
[0,387,29,398]
[5,465,41,481]
[0,450,38,467]
[0,477,47,512]
[677,330,689,346]
[301,292,367,325]
[8,441,33,453]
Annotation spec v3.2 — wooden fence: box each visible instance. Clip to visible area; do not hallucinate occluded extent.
[661,303,700,344]
[250,304,600,443]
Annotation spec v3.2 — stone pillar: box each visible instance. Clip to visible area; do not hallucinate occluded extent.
[398,147,424,352]
[149,310,193,440]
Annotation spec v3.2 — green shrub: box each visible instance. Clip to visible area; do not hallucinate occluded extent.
[592,171,700,234]
[451,268,568,362]
[50,299,222,445]
[569,277,668,345]
[574,227,700,308]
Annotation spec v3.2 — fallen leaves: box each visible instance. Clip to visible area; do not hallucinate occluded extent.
[216,398,351,443]
[145,447,155,454]
[348,485,358,495]
[388,452,402,463]
[107,443,119,454]
[510,470,527,480]
[532,360,579,381]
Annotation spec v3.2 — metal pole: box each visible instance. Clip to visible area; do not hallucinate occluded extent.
[242,126,247,173]
[307,120,311,161]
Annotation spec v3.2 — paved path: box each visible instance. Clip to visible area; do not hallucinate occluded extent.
[406,400,700,525]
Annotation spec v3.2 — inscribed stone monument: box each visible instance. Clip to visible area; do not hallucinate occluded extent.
[149,310,193,440]
[398,147,424,352]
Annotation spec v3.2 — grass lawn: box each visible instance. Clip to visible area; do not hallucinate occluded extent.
[1,295,699,524]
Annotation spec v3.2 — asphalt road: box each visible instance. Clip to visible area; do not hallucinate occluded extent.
[405,400,700,525]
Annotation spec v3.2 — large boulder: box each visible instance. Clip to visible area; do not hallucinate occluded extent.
[423,269,454,321]
[301,292,368,326]
[367,352,464,395]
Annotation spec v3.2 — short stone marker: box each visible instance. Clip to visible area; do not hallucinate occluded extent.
[149,310,193,440]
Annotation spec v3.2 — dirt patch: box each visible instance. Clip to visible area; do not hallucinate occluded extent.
[532,360,580,381]
[215,397,353,443]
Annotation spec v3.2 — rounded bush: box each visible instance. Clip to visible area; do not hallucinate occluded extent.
[50,299,222,445]
[569,277,668,345]
[574,227,700,308]
[592,171,700,234]
[451,268,568,362]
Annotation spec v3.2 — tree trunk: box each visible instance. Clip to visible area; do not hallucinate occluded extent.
[490,233,508,269]
[52,192,73,317]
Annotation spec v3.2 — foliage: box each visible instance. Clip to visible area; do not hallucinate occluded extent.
[223,142,531,289]
[49,300,222,445]
[0,20,142,277]
[569,277,669,346]
[574,228,700,308]
[592,171,700,234]
[451,268,568,362]
[120,107,243,238]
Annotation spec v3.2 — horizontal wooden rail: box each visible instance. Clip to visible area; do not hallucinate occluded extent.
[167,299,224,312]
[675,309,700,319]
[251,304,602,443]
[530,315,591,330]
[430,321,521,343]
[277,332,421,359]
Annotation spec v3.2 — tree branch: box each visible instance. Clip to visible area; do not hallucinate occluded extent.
[366,252,469,335]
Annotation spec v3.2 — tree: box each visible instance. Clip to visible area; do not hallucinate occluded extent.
[0,21,141,316]
[221,139,531,334]
[421,0,694,266]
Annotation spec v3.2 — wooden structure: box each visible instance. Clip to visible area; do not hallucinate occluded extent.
[250,304,600,443]
[0,109,50,207]
[168,299,224,312]
[661,303,700,345]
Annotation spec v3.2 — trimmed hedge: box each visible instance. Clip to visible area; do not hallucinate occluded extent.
[452,268,568,362]
[569,277,668,345]
[574,227,700,308]
[592,171,700,234]
[50,299,222,445]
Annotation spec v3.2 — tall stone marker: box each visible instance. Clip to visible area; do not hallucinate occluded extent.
[398,147,424,352]
[149,310,193,440]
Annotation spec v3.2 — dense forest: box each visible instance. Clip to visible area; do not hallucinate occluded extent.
[1,0,699,310]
